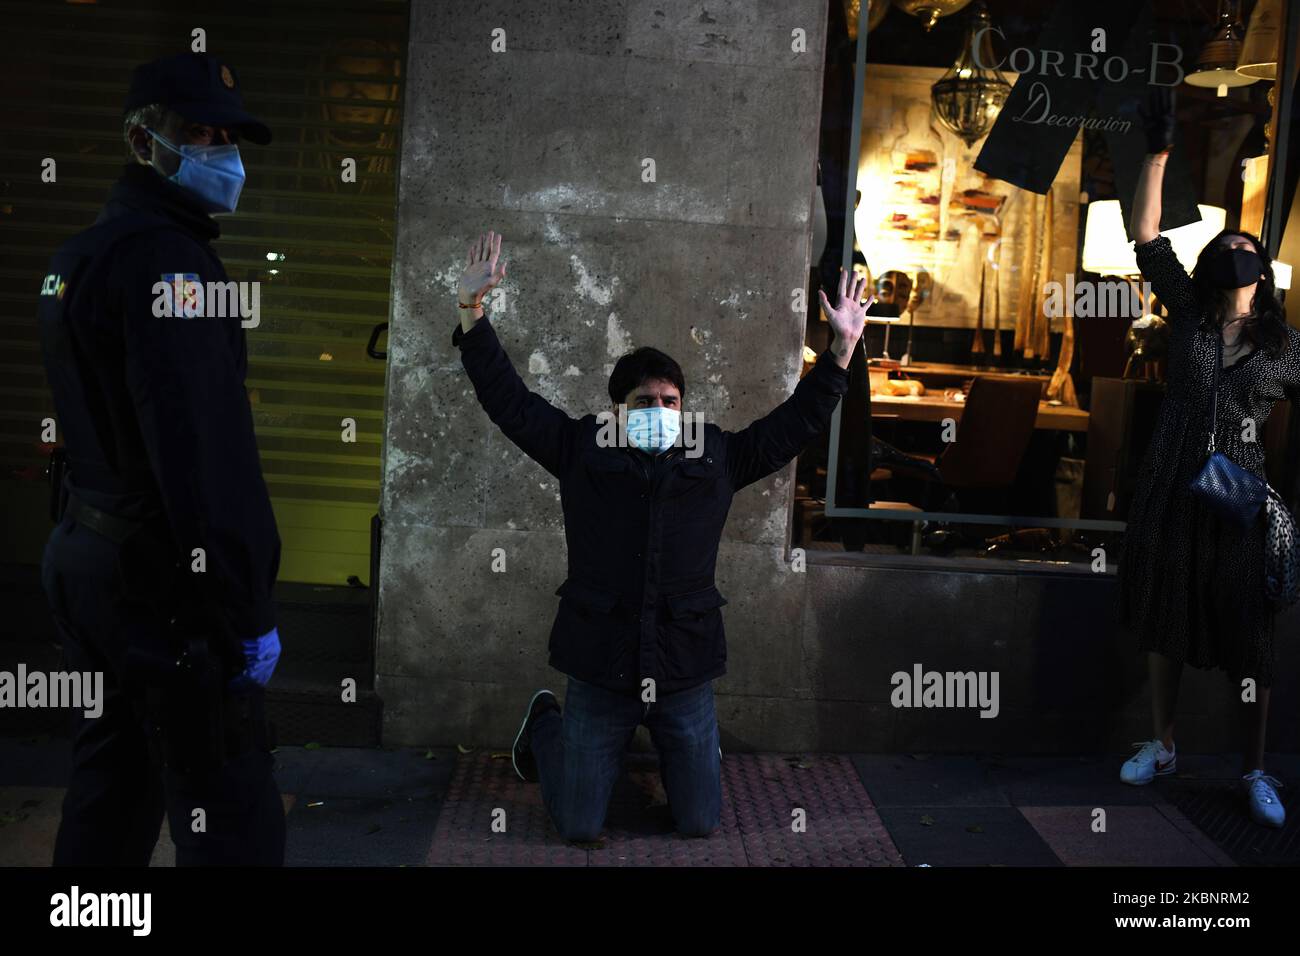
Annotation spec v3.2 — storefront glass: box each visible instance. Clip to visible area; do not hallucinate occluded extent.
[796,0,1299,571]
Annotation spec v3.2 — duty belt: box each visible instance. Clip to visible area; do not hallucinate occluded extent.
[65,493,159,545]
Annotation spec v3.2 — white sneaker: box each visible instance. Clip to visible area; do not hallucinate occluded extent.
[1120,739,1176,785]
[1241,770,1285,829]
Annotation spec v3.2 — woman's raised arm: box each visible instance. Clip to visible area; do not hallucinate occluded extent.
[1130,85,1177,244]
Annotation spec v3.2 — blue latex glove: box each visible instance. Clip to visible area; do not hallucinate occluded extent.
[229,627,281,689]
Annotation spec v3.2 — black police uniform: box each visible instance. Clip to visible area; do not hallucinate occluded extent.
[36,53,284,866]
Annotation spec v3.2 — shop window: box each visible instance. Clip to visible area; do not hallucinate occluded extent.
[795,0,1299,569]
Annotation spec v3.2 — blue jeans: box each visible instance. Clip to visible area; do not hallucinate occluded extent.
[531,677,721,842]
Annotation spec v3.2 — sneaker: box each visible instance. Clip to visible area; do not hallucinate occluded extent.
[1120,739,1176,785]
[1241,770,1286,829]
[511,689,559,783]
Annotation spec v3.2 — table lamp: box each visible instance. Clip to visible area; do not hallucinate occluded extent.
[1082,201,1227,278]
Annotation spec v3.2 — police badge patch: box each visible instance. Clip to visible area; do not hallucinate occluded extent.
[159,273,202,317]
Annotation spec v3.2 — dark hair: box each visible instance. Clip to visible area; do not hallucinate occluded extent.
[608,347,685,405]
[1191,229,1287,359]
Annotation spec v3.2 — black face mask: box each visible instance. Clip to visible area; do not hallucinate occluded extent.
[1206,247,1264,289]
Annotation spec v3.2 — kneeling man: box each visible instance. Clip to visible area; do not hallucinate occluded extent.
[452,230,867,841]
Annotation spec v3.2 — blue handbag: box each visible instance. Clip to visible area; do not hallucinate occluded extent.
[1187,335,1267,526]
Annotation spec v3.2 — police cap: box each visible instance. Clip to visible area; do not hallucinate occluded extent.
[124,52,271,145]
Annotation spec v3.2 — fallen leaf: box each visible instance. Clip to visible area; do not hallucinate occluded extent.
[457,744,475,754]
[919,814,935,826]
[307,801,325,808]
[423,750,436,760]
[304,742,321,751]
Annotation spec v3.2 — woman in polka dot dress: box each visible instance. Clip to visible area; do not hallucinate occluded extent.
[1117,86,1295,828]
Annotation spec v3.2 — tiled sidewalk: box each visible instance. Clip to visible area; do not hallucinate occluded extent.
[0,738,1292,866]
[429,752,900,866]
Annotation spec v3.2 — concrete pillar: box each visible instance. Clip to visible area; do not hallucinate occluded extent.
[377,0,830,746]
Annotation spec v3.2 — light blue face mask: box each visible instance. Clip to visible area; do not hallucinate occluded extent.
[145,127,246,214]
[626,406,681,454]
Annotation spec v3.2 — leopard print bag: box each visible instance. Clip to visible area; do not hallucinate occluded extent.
[1264,488,1300,610]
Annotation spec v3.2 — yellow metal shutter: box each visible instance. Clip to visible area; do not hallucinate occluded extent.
[0,0,409,585]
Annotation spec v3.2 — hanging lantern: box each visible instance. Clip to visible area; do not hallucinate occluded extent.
[1184,0,1256,97]
[844,0,892,42]
[1237,0,1281,80]
[895,0,973,32]
[930,2,1010,147]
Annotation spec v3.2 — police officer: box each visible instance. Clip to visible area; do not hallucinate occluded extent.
[37,53,285,865]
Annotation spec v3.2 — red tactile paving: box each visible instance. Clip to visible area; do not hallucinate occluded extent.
[426,752,587,867]
[427,751,904,867]
[730,754,903,867]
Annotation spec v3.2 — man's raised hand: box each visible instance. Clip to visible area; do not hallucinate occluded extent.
[458,230,507,327]
[818,267,873,368]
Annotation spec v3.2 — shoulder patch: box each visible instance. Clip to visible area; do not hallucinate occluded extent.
[158,273,202,317]
[39,274,67,299]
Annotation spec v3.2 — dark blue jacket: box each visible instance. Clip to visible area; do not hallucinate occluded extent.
[37,163,280,650]
[454,314,849,695]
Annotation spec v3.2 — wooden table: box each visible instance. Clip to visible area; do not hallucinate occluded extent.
[871,393,1090,432]
[893,361,1052,381]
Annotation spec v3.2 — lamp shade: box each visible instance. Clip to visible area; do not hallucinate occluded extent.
[1185,0,1255,94]
[1273,261,1292,291]
[1082,201,1227,276]
[1082,201,1140,276]
[1237,0,1281,80]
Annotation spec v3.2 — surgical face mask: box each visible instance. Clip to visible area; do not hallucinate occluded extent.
[626,406,681,454]
[1206,247,1264,289]
[145,127,246,214]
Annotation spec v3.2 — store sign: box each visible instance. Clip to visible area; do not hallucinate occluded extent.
[975,0,1199,232]
[973,26,1185,87]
